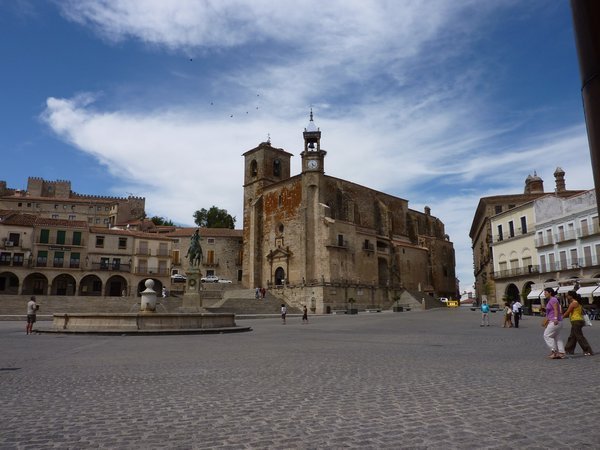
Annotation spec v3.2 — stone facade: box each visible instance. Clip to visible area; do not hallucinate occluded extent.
[164,227,243,289]
[242,114,456,313]
[0,212,172,298]
[0,177,145,226]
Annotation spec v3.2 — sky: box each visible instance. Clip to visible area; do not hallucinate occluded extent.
[0,0,595,293]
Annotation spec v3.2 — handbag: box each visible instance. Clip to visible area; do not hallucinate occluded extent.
[583,312,592,327]
[542,317,549,328]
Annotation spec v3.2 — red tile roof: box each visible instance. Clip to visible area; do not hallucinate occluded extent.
[0,212,87,228]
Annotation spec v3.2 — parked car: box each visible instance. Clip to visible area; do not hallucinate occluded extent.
[171,274,187,283]
[218,279,232,284]
[201,275,219,283]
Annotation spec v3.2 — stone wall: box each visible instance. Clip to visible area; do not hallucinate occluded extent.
[0,295,184,318]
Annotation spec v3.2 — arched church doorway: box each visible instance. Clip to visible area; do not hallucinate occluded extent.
[274,267,285,286]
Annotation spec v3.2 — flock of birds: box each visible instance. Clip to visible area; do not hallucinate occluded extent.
[189,58,262,118]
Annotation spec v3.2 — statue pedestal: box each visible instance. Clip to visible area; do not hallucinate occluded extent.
[181,268,205,312]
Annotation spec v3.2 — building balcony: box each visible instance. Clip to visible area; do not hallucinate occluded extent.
[554,232,577,243]
[579,224,600,238]
[535,237,554,247]
[493,265,539,279]
[91,262,132,272]
[35,238,85,247]
[133,266,170,276]
[539,258,597,273]
[202,258,219,268]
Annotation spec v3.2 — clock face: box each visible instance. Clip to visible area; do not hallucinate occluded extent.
[307,159,318,169]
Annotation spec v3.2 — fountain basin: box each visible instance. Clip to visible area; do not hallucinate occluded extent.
[41,312,251,335]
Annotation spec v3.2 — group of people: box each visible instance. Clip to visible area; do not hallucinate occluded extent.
[480,288,594,359]
[479,298,523,327]
[255,287,267,299]
[542,287,593,359]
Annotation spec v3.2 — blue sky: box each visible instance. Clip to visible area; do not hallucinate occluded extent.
[0,1,594,293]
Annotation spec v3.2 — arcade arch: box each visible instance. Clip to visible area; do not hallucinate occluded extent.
[22,273,48,296]
[0,271,19,295]
[79,274,102,296]
[105,275,128,297]
[51,274,76,296]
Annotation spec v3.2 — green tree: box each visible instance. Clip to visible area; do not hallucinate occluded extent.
[150,216,174,226]
[193,206,236,229]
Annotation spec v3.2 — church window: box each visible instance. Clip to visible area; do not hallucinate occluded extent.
[273,159,281,177]
[251,160,258,177]
[278,224,284,233]
[494,205,502,214]
[278,194,283,207]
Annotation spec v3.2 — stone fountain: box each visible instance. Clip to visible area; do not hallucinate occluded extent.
[43,279,250,335]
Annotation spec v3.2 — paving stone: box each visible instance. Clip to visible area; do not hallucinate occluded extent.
[1,310,599,448]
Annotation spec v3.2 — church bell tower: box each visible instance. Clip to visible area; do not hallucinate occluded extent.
[301,110,326,173]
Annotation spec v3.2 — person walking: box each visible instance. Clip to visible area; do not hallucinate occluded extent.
[26,296,38,335]
[512,299,523,328]
[480,299,490,326]
[302,305,308,324]
[502,302,513,328]
[281,304,287,324]
[563,290,593,356]
[543,287,565,359]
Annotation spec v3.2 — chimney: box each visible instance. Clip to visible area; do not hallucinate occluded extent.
[554,167,566,193]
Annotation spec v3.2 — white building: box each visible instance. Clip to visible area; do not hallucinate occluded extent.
[490,201,537,304]
[491,189,600,308]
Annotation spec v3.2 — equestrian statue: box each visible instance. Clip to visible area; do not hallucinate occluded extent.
[186,228,203,267]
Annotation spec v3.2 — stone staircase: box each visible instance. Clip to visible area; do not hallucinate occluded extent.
[205,289,301,315]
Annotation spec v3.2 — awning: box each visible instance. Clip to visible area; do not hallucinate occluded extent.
[557,285,574,293]
[577,285,599,297]
[527,289,543,300]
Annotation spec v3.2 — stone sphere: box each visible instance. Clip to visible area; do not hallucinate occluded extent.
[145,279,155,289]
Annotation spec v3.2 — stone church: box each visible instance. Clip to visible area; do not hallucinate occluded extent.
[242,113,456,313]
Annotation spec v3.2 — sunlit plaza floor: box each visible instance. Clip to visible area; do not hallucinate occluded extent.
[2,308,599,449]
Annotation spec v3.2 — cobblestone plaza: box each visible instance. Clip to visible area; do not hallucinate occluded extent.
[2,309,599,449]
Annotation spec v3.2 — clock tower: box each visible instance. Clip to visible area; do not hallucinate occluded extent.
[301,110,326,173]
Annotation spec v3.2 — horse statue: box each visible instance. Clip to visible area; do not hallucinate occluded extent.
[186,229,203,267]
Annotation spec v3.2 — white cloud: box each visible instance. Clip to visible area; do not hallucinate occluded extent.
[42,0,593,293]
